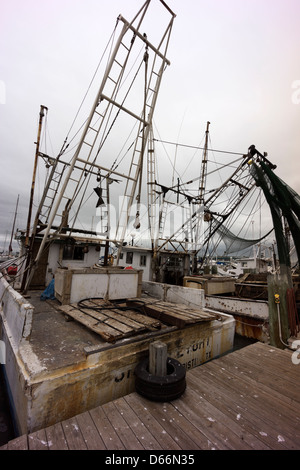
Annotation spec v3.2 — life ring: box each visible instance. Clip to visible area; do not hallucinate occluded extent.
[134,357,186,402]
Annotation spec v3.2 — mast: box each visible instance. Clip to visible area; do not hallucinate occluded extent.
[25,105,48,248]
[199,121,210,205]
[21,105,47,292]
[8,194,19,255]
[192,121,210,273]
[23,1,176,292]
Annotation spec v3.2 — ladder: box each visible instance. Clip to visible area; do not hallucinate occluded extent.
[115,29,174,251]
[24,1,176,291]
[147,124,157,247]
[35,156,68,229]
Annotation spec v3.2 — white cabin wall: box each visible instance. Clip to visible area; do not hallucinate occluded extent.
[46,244,101,286]
[118,250,152,281]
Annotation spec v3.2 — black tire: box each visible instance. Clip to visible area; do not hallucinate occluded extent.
[134,357,186,402]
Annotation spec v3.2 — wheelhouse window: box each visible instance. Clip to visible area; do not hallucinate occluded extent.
[140,255,147,267]
[63,245,84,260]
[126,251,133,264]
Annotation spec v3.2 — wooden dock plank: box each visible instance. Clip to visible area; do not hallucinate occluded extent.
[102,401,144,450]
[28,429,48,450]
[236,343,300,387]
[45,422,68,450]
[75,411,106,450]
[61,417,88,450]
[172,387,259,450]
[112,396,163,450]
[2,342,300,451]
[124,393,181,450]
[6,434,28,450]
[89,405,125,450]
[133,395,204,450]
[214,350,300,411]
[192,372,292,450]
[186,370,279,450]
[191,361,299,449]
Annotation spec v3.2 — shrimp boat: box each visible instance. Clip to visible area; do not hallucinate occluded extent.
[2,0,299,438]
[0,1,236,436]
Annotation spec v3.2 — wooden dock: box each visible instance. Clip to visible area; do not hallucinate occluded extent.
[1,342,299,451]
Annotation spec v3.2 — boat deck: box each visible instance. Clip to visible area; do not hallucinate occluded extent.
[1,342,299,450]
[24,290,219,369]
[59,296,219,343]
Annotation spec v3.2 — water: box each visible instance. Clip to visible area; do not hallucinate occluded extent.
[0,367,15,446]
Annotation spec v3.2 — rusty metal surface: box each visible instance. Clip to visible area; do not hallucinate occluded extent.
[234,314,269,342]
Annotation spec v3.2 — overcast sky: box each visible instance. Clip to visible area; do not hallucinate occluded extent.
[1,0,299,252]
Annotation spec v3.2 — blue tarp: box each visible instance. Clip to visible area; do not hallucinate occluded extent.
[40,279,56,301]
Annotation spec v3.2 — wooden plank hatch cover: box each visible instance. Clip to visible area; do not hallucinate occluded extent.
[59,298,161,343]
[126,298,221,328]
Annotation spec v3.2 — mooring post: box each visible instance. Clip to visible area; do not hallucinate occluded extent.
[267,272,290,349]
[149,341,167,376]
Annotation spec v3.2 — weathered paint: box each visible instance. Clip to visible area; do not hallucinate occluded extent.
[15,315,234,434]
[118,246,153,281]
[234,314,269,342]
[142,280,205,308]
[55,267,143,304]
[205,295,269,320]
[205,294,269,342]
[183,276,236,295]
[0,275,34,345]
[0,275,235,436]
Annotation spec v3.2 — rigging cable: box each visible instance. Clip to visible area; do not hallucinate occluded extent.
[153,138,245,157]
[211,190,260,256]
[61,16,120,153]
[67,55,147,234]
[171,108,189,186]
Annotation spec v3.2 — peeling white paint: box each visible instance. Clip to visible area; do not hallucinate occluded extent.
[18,342,47,376]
